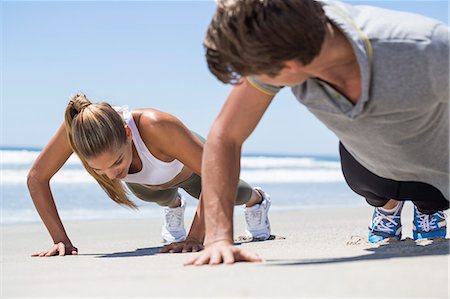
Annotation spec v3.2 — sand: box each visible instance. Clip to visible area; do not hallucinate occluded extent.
[1,205,449,298]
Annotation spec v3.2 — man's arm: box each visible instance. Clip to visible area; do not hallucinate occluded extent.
[185,78,275,265]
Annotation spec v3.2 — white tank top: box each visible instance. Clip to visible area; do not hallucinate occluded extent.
[117,106,184,185]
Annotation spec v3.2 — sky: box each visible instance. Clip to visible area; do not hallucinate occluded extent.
[1,0,449,155]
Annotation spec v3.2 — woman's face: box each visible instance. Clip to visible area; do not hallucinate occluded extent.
[85,127,133,180]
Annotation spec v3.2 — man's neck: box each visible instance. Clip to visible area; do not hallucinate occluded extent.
[307,22,362,103]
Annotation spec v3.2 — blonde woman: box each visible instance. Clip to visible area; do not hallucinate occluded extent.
[28,93,271,256]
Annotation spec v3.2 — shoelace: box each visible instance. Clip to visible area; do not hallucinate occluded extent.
[371,209,400,233]
[415,211,445,232]
[165,209,183,228]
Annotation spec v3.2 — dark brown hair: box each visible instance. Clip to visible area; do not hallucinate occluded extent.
[205,0,327,83]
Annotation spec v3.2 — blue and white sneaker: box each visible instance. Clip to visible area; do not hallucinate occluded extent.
[368,202,404,243]
[413,206,447,240]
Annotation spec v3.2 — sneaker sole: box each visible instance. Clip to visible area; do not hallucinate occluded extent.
[413,229,446,240]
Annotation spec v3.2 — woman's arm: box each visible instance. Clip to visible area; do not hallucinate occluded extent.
[27,123,78,256]
[135,108,204,176]
[136,109,208,253]
[160,192,205,253]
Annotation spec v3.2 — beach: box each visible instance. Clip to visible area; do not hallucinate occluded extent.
[2,205,449,298]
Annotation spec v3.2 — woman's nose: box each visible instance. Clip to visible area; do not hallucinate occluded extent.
[105,169,117,180]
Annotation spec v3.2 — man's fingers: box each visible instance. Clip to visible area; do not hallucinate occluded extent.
[209,251,223,265]
[183,256,197,266]
[222,248,236,264]
[185,243,262,266]
[237,249,263,262]
[194,252,211,266]
[71,250,78,255]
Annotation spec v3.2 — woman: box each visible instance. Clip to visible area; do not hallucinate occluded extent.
[28,93,271,256]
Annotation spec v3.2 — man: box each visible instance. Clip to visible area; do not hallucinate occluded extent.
[186,0,449,265]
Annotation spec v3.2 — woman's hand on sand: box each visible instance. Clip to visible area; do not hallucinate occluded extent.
[184,239,263,265]
[31,242,78,257]
[160,238,204,253]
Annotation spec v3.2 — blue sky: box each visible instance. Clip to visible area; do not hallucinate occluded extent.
[1,1,448,155]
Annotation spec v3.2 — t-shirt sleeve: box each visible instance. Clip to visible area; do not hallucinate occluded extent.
[246,76,283,96]
[427,23,450,103]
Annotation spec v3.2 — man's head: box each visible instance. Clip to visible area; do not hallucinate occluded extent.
[204,0,327,84]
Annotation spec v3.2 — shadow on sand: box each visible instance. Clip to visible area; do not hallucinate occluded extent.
[265,237,449,266]
[83,235,284,258]
[75,246,166,258]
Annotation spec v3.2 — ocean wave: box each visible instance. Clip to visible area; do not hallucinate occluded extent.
[241,157,340,169]
[2,149,343,184]
[1,150,339,168]
[0,150,81,166]
[1,207,164,224]
[240,169,344,183]
[2,168,344,185]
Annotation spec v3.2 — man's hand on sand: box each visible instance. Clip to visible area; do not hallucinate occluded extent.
[31,242,78,257]
[184,239,262,265]
[160,238,204,253]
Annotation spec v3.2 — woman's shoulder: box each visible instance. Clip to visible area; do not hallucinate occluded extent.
[130,108,187,150]
[131,108,179,130]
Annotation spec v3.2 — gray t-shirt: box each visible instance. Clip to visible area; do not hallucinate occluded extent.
[249,0,449,200]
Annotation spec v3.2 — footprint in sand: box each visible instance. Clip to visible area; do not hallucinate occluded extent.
[235,235,286,243]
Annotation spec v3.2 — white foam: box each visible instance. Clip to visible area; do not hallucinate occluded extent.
[241,156,340,169]
[1,150,343,184]
[1,150,339,169]
[240,169,345,183]
[2,169,96,184]
[0,150,82,165]
[2,168,344,185]
[1,206,199,224]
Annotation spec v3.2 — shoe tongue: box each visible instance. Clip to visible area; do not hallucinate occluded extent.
[379,202,402,215]
[378,208,395,215]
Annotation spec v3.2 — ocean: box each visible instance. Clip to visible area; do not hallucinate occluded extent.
[1,148,364,224]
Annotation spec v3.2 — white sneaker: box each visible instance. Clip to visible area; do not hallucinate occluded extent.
[244,187,271,240]
[161,194,186,243]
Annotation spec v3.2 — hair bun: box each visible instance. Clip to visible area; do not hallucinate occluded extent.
[69,93,91,113]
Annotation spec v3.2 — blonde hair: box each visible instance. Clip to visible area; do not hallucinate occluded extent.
[64,93,137,209]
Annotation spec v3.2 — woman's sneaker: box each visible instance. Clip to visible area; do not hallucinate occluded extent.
[413,206,447,240]
[244,187,271,240]
[368,201,404,243]
[161,194,186,243]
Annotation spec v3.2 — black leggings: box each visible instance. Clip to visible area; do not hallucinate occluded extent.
[339,142,449,214]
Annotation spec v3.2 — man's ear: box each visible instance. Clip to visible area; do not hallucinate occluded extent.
[284,60,302,73]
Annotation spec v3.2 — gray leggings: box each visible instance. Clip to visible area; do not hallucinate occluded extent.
[125,173,254,207]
